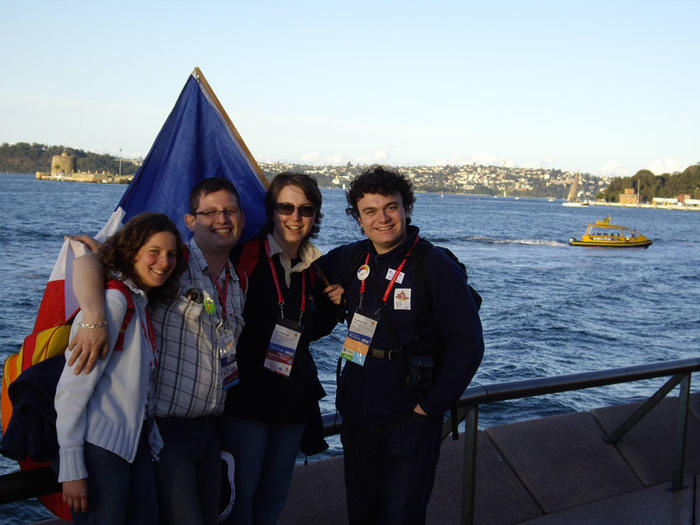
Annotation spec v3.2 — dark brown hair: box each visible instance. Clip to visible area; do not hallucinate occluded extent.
[264,172,323,239]
[98,212,187,304]
[345,165,415,224]
[189,177,241,214]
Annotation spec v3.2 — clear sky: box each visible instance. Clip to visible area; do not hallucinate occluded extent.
[2,1,698,177]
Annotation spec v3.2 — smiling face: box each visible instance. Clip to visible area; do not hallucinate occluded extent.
[272,184,316,258]
[133,231,178,291]
[185,189,244,258]
[356,192,408,254]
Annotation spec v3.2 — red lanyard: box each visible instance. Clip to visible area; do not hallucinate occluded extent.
[359,236,420,310]
[209,265,230,319]
[264,239,306,322]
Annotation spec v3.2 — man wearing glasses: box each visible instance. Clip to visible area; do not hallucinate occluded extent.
[68,177,246,525]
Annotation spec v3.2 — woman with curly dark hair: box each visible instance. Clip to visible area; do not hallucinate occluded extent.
[55,212,186,525]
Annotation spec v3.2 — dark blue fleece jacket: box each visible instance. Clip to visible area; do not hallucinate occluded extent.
[322,226,484,430]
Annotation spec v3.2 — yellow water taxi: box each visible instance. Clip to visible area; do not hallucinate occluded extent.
[569,216,652,248]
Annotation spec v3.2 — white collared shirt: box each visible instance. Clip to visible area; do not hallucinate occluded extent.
[265,233,322,287]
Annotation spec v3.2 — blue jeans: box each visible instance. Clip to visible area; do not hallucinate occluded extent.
[155,416,221,525]
[219,416,304,525]
[72,429,157,525]
[341,412,443,525]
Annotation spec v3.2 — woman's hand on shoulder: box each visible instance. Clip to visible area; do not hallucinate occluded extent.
[63,479,88,513]
[67,325,109,374]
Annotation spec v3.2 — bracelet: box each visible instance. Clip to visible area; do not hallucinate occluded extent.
[77,320,108,329]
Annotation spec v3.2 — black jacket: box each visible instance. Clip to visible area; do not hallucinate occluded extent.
[321,226,484,430]
[0,354,64,462]
[224,237,338,428]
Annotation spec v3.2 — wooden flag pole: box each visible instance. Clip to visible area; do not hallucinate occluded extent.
[192,67,269,189]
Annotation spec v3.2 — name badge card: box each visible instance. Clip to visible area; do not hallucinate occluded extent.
[221,350,239,389]
[264,318,303,377]
[341,312,378,366]
[385,268,405,284]
[217,319,239,389]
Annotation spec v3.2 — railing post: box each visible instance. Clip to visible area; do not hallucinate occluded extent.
[671,373,691,490]
[461,404,479,525]
[603,374,683,444]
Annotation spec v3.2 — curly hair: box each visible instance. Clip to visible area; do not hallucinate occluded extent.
[345,165,415,224]
[98,213,187,304]
[264,172,323,239]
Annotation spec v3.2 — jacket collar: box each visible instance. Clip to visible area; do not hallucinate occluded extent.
[367,225,420,260]
[266,233,322,287]
[108,273,148,303]
[187,237,238,283]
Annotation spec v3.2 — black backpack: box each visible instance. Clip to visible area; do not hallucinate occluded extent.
[410,239,482,312]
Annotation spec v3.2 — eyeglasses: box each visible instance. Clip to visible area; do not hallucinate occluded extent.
[274,202,316,217]
[192,208,241,219]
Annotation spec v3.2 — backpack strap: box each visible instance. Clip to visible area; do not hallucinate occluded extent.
[235,239,263,294]
[306,265,317,290]
[237,268,248,295]
[410,239,481,312]
[348,241,370,278]
[105,280,136,352]
[409,239,436,337]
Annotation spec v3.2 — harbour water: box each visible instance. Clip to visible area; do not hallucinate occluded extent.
[1,172,699,523]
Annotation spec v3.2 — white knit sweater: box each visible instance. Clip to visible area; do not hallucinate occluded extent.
[55,282,160,482]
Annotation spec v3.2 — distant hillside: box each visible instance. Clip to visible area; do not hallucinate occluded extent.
[258,161,604,199]
[0,142,139,175]
[1,142,597,197]
[601,164,700,202]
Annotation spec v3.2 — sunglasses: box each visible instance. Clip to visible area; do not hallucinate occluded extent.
[274,202,316,217]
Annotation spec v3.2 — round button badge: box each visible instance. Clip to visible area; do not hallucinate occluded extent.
[356,264,370,281]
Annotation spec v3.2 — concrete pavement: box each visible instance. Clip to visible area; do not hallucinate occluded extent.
[280,394,700,524]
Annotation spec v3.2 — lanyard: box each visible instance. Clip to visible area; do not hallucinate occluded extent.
[209,265,231,319]
[359,235,420,312]
[264,239,307,323]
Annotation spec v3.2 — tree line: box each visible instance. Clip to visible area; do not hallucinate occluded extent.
[599,164,700,202]
[5,142,697,201]
[0,142,139,176]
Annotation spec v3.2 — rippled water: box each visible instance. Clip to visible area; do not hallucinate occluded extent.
[1,173,699,522]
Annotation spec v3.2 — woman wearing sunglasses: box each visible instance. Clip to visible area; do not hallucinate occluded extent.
[220,172,342,525]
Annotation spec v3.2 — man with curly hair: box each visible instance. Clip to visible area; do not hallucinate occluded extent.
[323,166,484,525]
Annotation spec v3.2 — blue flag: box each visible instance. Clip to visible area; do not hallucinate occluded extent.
[33,69,268,326]
[5,69,269,521]
[102,68,268,242]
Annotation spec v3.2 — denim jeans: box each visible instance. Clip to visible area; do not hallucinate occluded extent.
[219,416,304,525]
[155,416,221,525]
[341,412,443,525]
[72,429,157,525]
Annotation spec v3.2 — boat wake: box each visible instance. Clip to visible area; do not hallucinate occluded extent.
[463,236,568,247]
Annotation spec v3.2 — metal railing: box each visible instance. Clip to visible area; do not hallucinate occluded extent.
[321,357,700,524]
[1,357,699,525]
